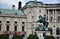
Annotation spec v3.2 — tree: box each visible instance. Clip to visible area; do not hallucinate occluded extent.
[27,34,39,39]
[44,35,55,39]
[12,34,23,39]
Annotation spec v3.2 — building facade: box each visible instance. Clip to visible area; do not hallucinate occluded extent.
[0,0,60,39]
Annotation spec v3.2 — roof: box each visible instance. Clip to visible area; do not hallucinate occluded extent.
[0,9,25,16]
[23,1,60,8]
[24,1,43,7]
[35,25,49,31]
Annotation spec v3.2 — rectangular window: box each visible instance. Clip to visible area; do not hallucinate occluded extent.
[56,30,59,35]
[57,9,60,14]
[49,28,52,35]
[58,16,60,22]
[22,26,24,31]
[14,26,17,31]
[56,28,60,35]
[0,25,1,31]
[49,10,53,15]
[6,25,9,31]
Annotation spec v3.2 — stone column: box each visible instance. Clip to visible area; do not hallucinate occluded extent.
[48,10,50,22]
[53,9,55,22]
[55,9,57,22]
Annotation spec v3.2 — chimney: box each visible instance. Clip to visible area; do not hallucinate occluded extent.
[18,1,22,10]
[12,5,15,10]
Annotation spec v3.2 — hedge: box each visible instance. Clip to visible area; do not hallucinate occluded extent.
[0,34,9,39]
[27,34,39,39]
[44,35,55,39]
[12,34,23,39]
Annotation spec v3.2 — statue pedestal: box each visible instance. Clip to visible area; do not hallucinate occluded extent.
[9,35,13,39]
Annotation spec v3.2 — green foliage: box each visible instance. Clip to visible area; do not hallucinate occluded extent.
[44,35,55,39]
[27,34,39,39]
[0,34,9,39]
[12,34,23,39]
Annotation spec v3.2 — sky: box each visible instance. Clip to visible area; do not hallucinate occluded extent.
[0,0,60,9]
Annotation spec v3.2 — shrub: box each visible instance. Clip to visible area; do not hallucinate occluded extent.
[12,34,23,39]
[44,35,55,39]
[27,34,39,39]
[0,34,9,39]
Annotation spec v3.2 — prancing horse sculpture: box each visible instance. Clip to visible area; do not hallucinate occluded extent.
[37,15,49,27]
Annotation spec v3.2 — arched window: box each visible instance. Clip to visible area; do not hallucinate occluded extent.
[48,28,52,35]
[56,27,60,35]
[22,22,25,31]
[6,25,9,31]
[43,33,46,37]
[14,26,17,31]
[22,26,25,31]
